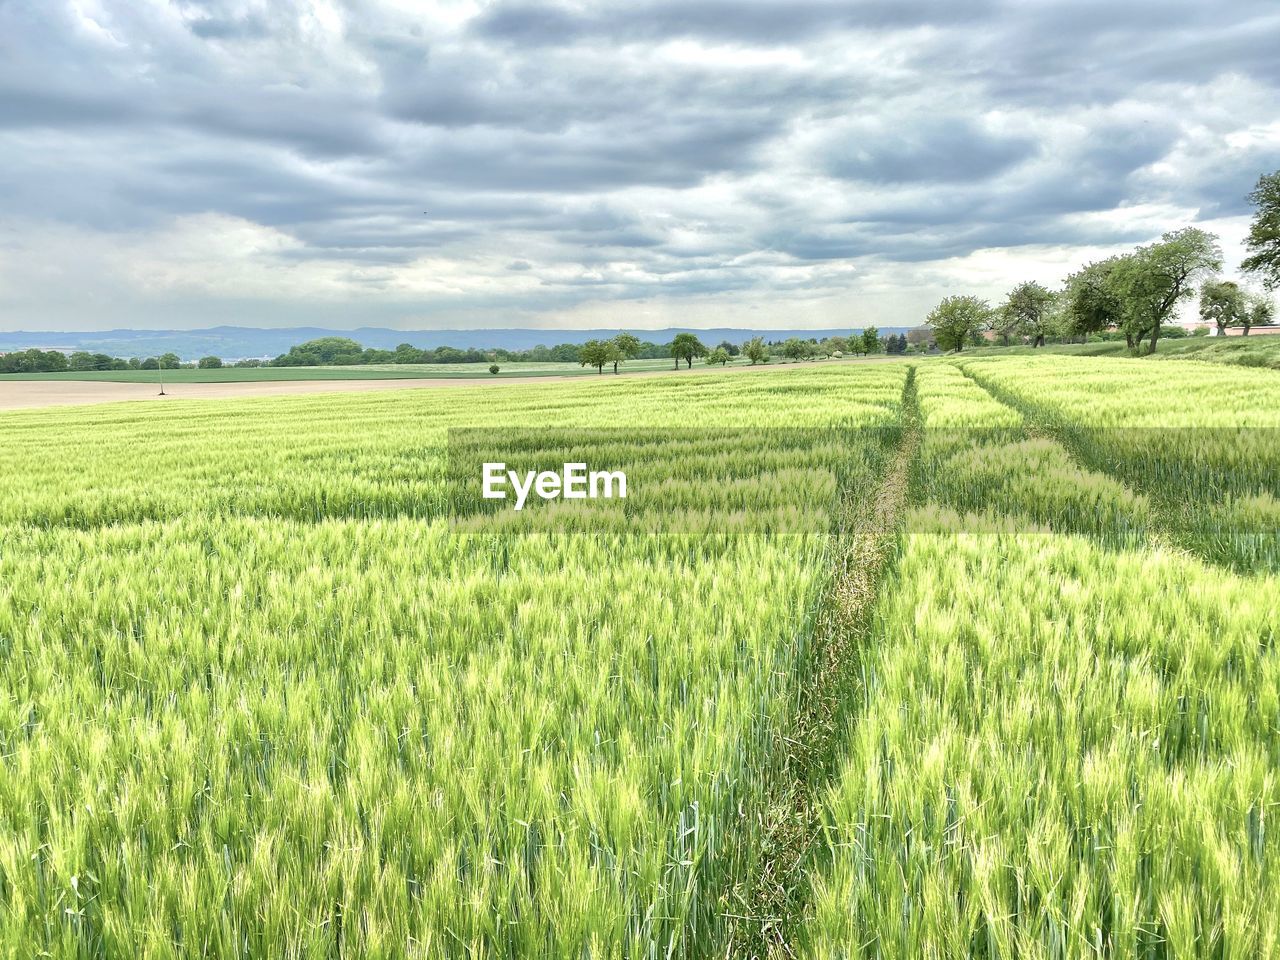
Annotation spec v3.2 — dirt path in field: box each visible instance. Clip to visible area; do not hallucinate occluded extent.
[723,368,921,959]
[0,356,902,412]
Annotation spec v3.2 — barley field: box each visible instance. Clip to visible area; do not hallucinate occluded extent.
[0,357,1277,958]
[805,364,1280,959]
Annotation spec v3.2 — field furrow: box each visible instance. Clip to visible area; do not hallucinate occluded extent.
[0,366,910,958]
[802,364,1280,959]
[956,356,1280,573]
[725,369,922,958]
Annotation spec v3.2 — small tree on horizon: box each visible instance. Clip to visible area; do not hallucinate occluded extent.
[1199,279,1246,337]
[926,296,993,352]
[861,326,882,354]
[999,281,1057,347]
[1113,228,1222,354]
[578,339,613,374]
[670,333,708,369]
[1064,257,1127,341]
[1244,291,1276,335]
[781,337,809,361]
[742,337,769,365]
[611,332,641,374]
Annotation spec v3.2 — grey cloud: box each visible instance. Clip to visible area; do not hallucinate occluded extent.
[472,0,1003,45]
[188,14,270,40]
[825,118,1036,185]
[1,0,1278,332]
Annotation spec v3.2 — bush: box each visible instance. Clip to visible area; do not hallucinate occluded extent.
[489,364,500,375]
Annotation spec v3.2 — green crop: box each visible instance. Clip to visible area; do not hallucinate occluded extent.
[0,366,905,958]
[803,363,1280,959]
[3,356,1278,959]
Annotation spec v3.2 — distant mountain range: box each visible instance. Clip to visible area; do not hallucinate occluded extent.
[0,325,912,361]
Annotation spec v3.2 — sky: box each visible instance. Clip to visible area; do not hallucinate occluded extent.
[1,0,1278,333]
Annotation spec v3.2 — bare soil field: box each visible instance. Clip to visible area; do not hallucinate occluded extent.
[0,357,894,411]
[0,375,578,411]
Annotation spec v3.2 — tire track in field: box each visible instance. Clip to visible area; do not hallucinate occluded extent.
[719,367,921,960]
[955,362,1274,574]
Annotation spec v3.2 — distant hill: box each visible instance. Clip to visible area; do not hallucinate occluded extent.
[0,325,912,362]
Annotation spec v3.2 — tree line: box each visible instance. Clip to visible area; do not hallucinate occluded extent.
[537,327,920,374]
[924,170,1280,353]
[267,336,679,368]
[1,330,919,375]
[266,329,921,375]
[0,349,208,374]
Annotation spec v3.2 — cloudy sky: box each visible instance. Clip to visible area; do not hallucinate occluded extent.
[1,0,1277,332]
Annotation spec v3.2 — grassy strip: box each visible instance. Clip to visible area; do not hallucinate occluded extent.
[720,368,921,959]
[946,334,1280,368]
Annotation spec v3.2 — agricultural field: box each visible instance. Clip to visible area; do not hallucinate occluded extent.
[0,366,906,957]
[0,359,678,383]
[0,355,870,385]
[803,364,1280,958]
[0,356,1277,958]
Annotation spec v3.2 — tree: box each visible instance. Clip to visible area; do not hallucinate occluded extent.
[860,327,882,354]
[1064,257,1127,340]
[999,281,1057,347]
[742,336,769,365]
[1199,279,1246,336]
[158,352,182,369]
[884,334,908,355]
[197,356,223,368]
[1244,292,1276,335]
[670,333,708,369]
[69,351,118,371]
[906,326,935,352]
[1113,228,1222,354]
[1242,170,1280,290]
[270,337,361,366]
[705,347,731,366]
[611,332,641,374]
[926,296,993,352]
[0,348,68,373]
[781,337,809,361]
[716,339,740,357]
[489,364,500,374]
[578,339,613,374]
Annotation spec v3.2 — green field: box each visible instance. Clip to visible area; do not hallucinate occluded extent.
[963,333,1280,368]
[1,356,1277,957]
[0,355,867,384]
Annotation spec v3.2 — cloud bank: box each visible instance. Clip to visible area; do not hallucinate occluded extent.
[1,0,1277,331]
